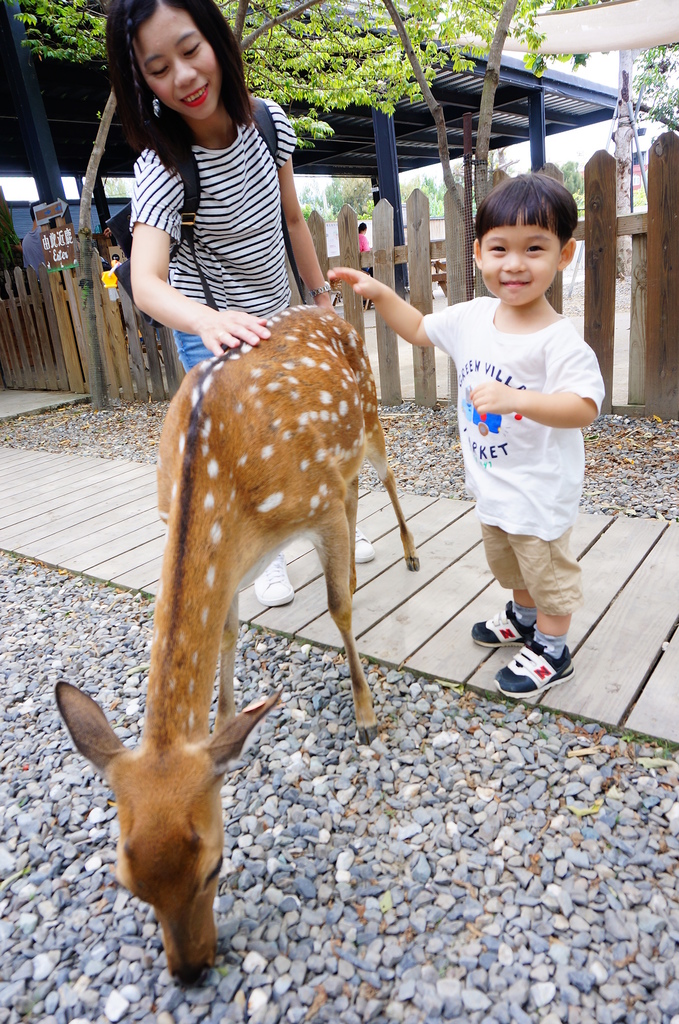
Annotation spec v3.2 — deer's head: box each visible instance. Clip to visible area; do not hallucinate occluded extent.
[56,682,278,983]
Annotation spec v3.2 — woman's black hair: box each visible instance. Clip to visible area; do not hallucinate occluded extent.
[106,0,252,172]
[475,173,578,246]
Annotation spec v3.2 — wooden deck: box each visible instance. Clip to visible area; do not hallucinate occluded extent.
[2,447,678,743]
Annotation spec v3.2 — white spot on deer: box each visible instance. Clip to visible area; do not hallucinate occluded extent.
[307,341,321,350]
[342,380,348,390]
[235,402,243,414]
[298,412,309,426]
[315,449,326,462]
[201,444,209,457]
[310,494,320,510]
[320,410,330,422]
[210,522,223,545]
[272,418,282,429]
[261,445,274,460]
[201,418,212,439]
[188,709,195,733]
[319,483,328,496]
[251,367,263,379]
[258,493,283,513]
[192,651,198,666]
[188,678,195,695]
[339,400,349,417]
[288,376,299,385]
[240,343,253,355]
[331,412,339,423]
[309,410,319,422]
[301,357,316,368]
[320,362,331,372]
[282,430,293,441]
[178,433,186,454]
[202,374,214,394]
[171,482,178,501]
[267,381,282,392]
[282,361,296,370]
[214,362,226,373]
[169,677,176,692]
[206,565,216,589]
[204,491,214,510]
[333,325,342,335]
[191,388,199,408]
[248,384,259,396]
[300,459,309,471]
[208,459,219,478]
[319,391,332,405]
[237,454,247,467]
[354,394,360,406]
[202,607,209,626]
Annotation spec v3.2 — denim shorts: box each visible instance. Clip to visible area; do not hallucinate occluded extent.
[173,330,213,372]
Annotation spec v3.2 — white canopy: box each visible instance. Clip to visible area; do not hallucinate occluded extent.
[504,0,679,55]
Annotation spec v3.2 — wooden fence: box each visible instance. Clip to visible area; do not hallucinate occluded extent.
[0,249,184,403]
[1,132,676,419]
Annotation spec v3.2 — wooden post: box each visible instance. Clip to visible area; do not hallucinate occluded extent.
[47,271,86,393]
[0,301,22,388]
[337,204,365,338]
[646,132,679,420]
[407,189,437,408]
[62,269,90,391]
[372,198,401,406]
[584,150,616,416]
[118,287,149,402]
[13,267,47,390]
[138,316,166,401]
[308,210,329,280]
[157,325,184,398]
[541,162,564,314]
[38,263,70,392]
[4,269,36,388]
[628,232,647,408]
[444,186,464,408]
[26,267,58,390]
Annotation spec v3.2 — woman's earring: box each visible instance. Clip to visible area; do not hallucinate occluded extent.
[152,96,161,118]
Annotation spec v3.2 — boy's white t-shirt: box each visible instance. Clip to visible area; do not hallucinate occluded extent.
[423,296,605,541]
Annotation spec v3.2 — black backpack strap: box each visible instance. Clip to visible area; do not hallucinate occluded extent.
[251,97,307,303]
[174,151,219,311]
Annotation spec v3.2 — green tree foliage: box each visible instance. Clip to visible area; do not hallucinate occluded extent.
[324,178,374,219]
[400,174,456,217]
[559,160,583,196]
[635,45,679,132]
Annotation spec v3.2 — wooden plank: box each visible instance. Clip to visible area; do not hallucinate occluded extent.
[444,186,464,405]
[628,232,647,407]
[0,463,151,527]
[626,613,679,741]
[584,150,616,416]
[308,210,330,281]
[118,286,149,402]
[407,189,437,408]
[238,491,436,622]
[337,204,365,339]
[541,163,564,315]
[0,299,23,388]
[299,502,480,648]
[572,212,647,243]
[4,269,36,388]
[91,254,119,401]
[85,534,167,581]
[251,496,464,636]
[372,199,402,406]
[13,268,47,390]
[408,513,611,685]
[157,325,184,398]
[64,517,167,573]
[645,132,679,420]
[93,251,134,402]
[540,521,678,725]
[62,269,90,391]
[38,264,70,390]
[48,272,86,393]
[138,316,166,402]
[26,267,58,390]
[110,555,164,591]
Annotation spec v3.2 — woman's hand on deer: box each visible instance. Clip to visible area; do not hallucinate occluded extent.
[198,311,271,357]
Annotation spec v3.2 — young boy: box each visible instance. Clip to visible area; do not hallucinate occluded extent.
[329,173,605,698]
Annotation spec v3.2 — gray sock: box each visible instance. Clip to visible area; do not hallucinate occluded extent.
[512,601,537,628]
[534,627,567,660]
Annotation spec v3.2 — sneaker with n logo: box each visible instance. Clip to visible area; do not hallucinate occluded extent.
[472,602,534,648]
[495,640,574,697]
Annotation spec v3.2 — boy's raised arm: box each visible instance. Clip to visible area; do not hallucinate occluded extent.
[328,268,432,348]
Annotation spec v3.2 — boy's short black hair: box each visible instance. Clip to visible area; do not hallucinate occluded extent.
[475,172,578,246]
[29,202,39,221]
[358,222,367,232]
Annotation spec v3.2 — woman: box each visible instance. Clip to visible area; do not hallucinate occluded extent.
[106,0,374,607]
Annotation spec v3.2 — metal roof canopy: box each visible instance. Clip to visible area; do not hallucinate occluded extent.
[0,45,616,181]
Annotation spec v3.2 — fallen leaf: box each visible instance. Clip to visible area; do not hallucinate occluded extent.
[567,746,601,757]
[637,757,677,769]
[379,890,393,914]
[566,799,604,818]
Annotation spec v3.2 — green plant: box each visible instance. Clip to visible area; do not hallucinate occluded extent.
[0,187,23,277]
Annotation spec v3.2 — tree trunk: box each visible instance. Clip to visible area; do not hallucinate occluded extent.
[77,88,117,410]
[615,50,634,279]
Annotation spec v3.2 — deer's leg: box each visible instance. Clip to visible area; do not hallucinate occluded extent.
[366,427,420,572]
[215,594,239,733]
[318,510,376,745]
[344,476,359,595]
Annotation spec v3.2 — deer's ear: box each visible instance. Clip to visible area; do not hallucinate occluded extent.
[56,681,126,776]
[207,691,281,777]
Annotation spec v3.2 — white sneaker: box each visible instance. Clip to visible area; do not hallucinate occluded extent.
[254,552,294,607]
[355,526,375,564]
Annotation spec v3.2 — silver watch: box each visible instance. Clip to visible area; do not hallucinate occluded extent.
[309,281,331,298]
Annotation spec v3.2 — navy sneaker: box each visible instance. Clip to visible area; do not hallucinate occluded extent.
[472,601,534,648]
[495,640,574,697]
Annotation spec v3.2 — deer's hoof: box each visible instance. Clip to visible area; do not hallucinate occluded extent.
[406,554,420,572]
[357,723,378,746]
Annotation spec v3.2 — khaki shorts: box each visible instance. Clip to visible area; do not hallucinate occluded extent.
[480,524,583,616]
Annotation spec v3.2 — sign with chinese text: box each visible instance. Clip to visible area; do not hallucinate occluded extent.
[34,198,78,272]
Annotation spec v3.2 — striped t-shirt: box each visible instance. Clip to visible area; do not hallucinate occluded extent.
[130,100,296,318]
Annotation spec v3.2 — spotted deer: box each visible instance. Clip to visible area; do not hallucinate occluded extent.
[56,305,419,983]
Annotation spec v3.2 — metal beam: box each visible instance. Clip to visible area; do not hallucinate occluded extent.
[529,89,546,172]
[372,109,407,297]
[0,0,63,202]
